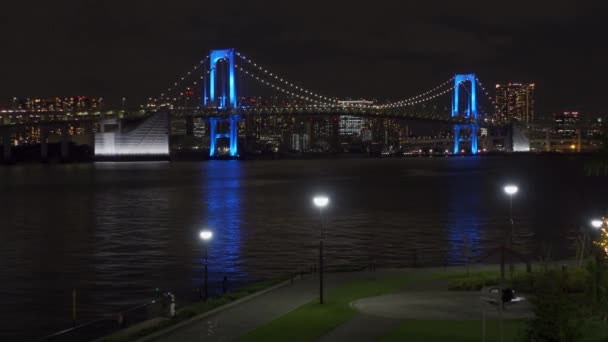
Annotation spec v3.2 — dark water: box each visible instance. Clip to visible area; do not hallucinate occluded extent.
[1,156,606,340]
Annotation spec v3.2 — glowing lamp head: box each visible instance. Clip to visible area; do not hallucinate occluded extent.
[313,196,329,208]
[199,230,213,241]
[504,185,518,196]
[591,219,603,229]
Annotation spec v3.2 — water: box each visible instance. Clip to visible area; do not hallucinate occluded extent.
[0,156,606,340]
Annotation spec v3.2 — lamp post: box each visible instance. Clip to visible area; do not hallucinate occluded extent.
[579,219,603,267]
[313,195,329,304]
[498,184,518,342]
[199,230,213,301]
[504,185,519,279]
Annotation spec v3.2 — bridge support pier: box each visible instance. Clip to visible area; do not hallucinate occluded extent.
[209,115,240,158]
[451,74,479,156]
[453,124,479,155]
[229,114,239,157]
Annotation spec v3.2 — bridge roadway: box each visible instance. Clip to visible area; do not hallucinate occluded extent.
[0,106,478,127]
[166,106,475,123]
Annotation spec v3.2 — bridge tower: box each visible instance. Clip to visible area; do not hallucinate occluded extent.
[452,74,479,155]
[205,48,239,157]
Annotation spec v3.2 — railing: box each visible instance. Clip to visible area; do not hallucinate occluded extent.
[42,294,169,341]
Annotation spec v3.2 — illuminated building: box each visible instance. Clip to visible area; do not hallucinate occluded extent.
[290,133,309,151]
[15,96,104,112]
[95,113,169,157]
[339,116,366,137]
[494,83,535,124]
[554,111,580,136]
[338,100,373,137]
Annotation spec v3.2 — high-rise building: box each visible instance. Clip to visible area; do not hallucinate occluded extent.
[15,96,104,112]
[494,83,535,124]
[339,116,366,137]
[554,111,580,136]
[338,100,373,137]
[290,133,309,152]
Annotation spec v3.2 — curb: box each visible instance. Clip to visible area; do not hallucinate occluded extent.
[136,279,291,342]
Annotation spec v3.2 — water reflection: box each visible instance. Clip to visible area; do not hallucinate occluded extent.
[196,161,244,291]
[446,160,482,264]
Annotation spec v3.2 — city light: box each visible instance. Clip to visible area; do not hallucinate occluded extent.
[591,219,603,229]
[199,230,213,241]
[504,185,518,195]
[313,196,329,208]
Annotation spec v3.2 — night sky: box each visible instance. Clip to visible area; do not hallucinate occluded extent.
[1,1,606,116]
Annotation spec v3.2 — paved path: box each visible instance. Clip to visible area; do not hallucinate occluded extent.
[147,272,363,342]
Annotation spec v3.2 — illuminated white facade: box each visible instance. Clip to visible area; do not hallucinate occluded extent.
[337,100,372,137]
[95,112,169,156]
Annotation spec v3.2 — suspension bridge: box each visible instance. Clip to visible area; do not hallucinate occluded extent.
[149,48,494,157]
[0,47,501,161]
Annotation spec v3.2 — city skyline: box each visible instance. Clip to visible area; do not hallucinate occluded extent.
[0,1,606,115]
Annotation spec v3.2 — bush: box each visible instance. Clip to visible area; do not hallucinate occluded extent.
[448,267,588,293]
[448,275,499,291]
[525,270,584,342]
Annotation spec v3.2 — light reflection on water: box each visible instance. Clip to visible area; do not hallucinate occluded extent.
[0,156,605,340]
[197,160,245,288]
[446,176,482,264]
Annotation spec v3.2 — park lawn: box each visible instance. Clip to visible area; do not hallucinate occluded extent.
[234,273,412,342]
[381,320,526,342]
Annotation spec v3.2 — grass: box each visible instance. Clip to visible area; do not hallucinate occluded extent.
[234,273,412,342]
[581,319,608,342]
[102,278,286,342]
[381,320,526,342]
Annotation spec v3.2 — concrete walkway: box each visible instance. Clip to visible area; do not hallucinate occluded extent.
[145,272,363,342]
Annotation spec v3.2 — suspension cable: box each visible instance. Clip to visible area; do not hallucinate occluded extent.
[235,51,339,103]
[381,84,454,109]
[379,78,455,108]
[475,77,495,106]
[235,64,335,106]
[151,55,210,104]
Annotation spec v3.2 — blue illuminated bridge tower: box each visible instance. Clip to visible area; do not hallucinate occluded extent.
[452,73,479,155]
[204,48,240,158]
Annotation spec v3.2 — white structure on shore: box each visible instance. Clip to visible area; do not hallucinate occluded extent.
[95,112,169,157]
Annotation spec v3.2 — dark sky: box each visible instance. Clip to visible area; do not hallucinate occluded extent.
[1,1,606,116]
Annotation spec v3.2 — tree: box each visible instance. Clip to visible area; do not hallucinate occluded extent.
[525,270,583,342]
[594,218,608,257]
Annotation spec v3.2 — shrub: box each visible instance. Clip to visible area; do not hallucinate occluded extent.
[525,270,584,342]
[447,275,499,291]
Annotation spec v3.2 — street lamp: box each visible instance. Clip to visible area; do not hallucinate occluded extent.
[499,184,518,342]
[313,195,329,304]
[503,185,518,238]
[591,219,603,229]
[199,229,213,301]
[504,184,518,196]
